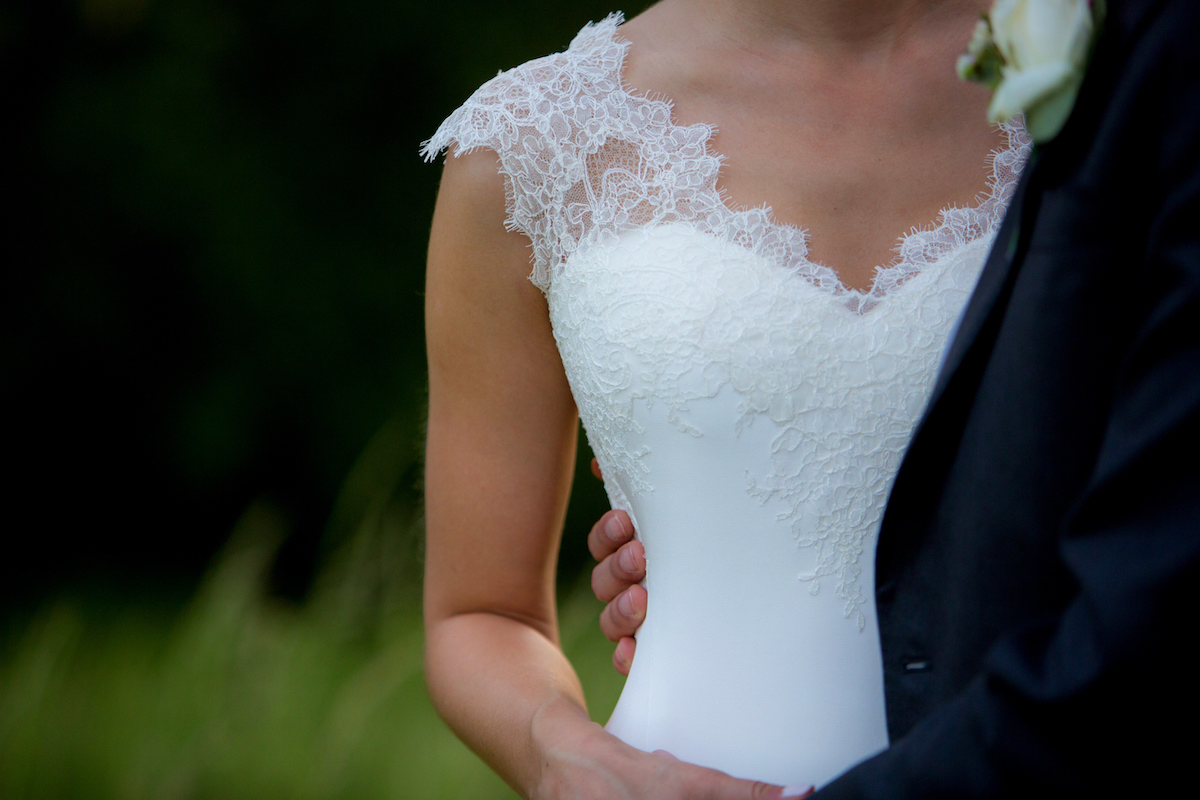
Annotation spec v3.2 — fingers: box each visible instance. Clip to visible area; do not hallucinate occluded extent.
[612,636,636,676]
[703,771,795,800]
[588,507,644,674]
[588,508,634,562]
[651,751,793,800]
[713,771,811,799]
[590,456,603,480]
[733,779,790,800]
[591,540,646,603]
[599,584,647,642]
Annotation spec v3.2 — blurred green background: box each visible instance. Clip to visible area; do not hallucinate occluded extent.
[1,1,651,796]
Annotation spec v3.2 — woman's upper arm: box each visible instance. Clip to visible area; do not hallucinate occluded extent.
[423,147,578,641]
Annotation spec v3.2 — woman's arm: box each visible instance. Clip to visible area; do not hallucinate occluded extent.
[424,144,588,792]
[424,146,792,800]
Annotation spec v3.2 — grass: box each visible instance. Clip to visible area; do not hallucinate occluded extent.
[0,502,625,800]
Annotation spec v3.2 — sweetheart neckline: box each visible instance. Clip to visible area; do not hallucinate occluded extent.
[564,220,965,318]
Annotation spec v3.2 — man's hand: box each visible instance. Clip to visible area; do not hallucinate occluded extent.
[588,458,647,676]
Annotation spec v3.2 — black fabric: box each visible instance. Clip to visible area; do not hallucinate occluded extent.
[820,0,1200,795]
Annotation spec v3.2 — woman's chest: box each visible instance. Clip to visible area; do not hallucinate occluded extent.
[547,223,987,418]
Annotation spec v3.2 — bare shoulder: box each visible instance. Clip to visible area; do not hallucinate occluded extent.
[619,0,694,49]
[617,1,705,96]
[426,148,545,345]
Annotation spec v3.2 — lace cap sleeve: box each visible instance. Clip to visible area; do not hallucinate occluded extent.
[420,14,628,292]
[418,68,527,164]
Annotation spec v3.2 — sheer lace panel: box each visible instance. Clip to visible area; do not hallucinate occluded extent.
[421,12,1029,309]
[422,13,1029,625]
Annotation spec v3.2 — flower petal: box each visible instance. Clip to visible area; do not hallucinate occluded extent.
[1026,74,1084,142]
[988,61,1075,122]
[1021,0,1089,65]
[989,0,1023,63]
[990,0,1093,69]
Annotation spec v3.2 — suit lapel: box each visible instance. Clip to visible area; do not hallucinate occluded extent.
[925,151,1040,414]
[922,0,1157,422]
[875,153,1043,583]
[876,0,1163,582]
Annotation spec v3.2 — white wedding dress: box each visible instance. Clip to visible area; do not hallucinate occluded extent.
[424,13,1028,790]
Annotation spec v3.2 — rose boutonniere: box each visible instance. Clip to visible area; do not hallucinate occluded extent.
[958,0,1105,143]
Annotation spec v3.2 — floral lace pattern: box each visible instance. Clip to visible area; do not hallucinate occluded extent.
[422,13,1027,306]
[549,223,1000,627]
[424,13,1030,625]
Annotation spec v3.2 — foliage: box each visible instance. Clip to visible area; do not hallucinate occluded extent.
[2,3,656,793]
[0,322,624,797]
[5,0,647,596]
[0,502,625,800]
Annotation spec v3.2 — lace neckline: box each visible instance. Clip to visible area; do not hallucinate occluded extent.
[596,12,1031,308]
[422,13,1031,312]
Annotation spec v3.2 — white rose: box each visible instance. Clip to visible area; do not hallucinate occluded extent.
[988,0,1095,142]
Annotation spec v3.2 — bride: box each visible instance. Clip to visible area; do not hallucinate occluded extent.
[421,1,1027,797]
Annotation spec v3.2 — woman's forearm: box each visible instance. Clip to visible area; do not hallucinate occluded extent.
[424,611,596,795]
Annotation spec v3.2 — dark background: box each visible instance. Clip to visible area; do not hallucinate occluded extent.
[2,0,653,617]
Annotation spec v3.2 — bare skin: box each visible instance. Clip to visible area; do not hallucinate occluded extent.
[618,0,1002,291]
[425,0,996,795]
[425,128,790,800]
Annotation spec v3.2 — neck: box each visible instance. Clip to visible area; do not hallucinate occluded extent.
[677,0,982,54]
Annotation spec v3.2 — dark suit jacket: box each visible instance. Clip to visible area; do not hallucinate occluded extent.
[821,0,1200,795]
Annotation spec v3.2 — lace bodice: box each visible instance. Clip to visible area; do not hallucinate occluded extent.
[422,15,1025,305]
[424,11,1029,620]
[424,12,1028,787]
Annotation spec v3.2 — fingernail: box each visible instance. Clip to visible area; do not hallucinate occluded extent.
[604,514,625,541]
[781,785,814,799]
[619,545,637,573]
[618,590,637,618]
